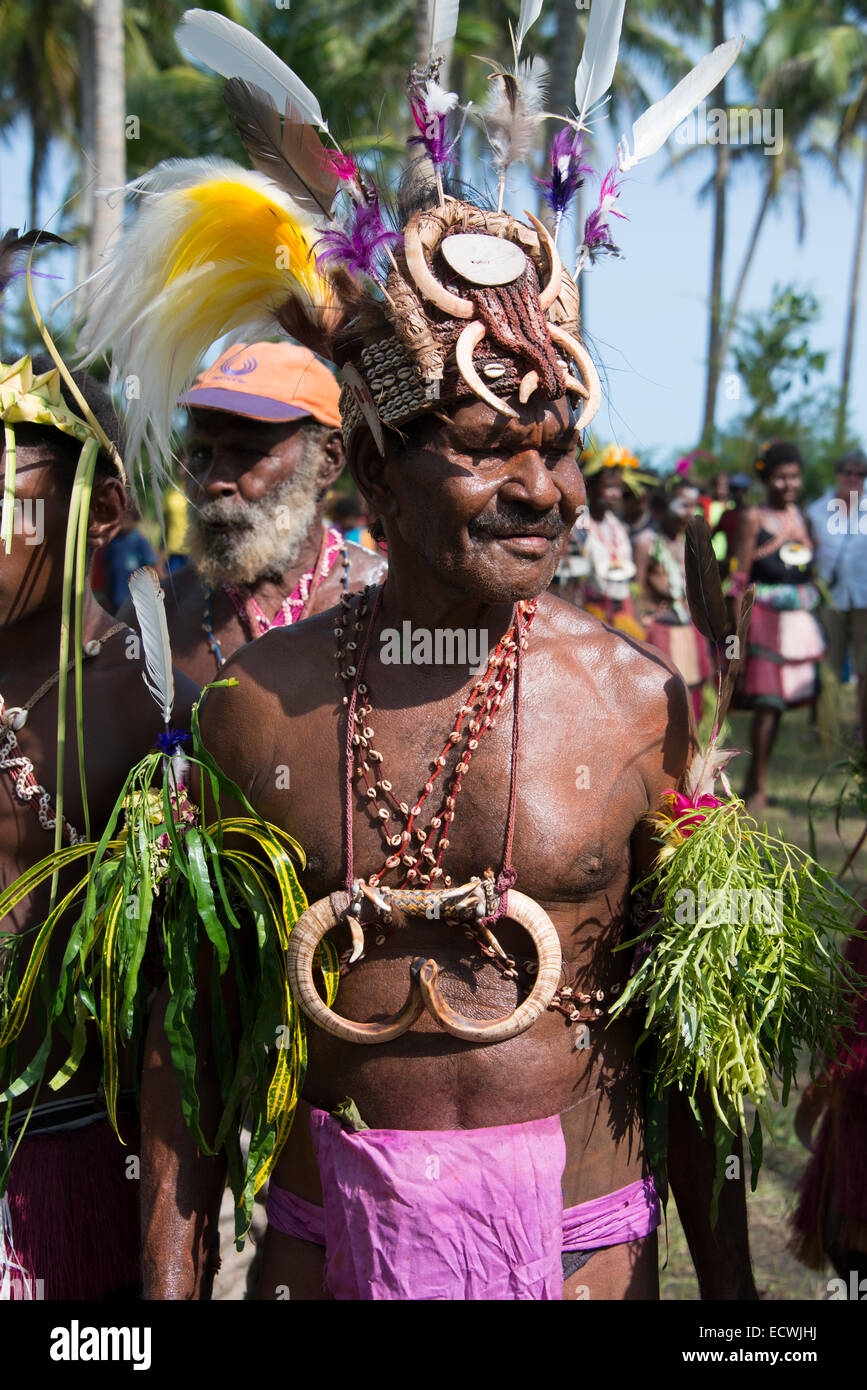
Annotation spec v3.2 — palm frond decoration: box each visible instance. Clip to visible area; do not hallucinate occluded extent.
[0,685,329,1242]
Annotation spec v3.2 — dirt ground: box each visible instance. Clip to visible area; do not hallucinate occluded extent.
[215,691,864,1301]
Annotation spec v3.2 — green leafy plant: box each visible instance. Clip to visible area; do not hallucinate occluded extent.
[610,799,861,1203]
[0,688,335,1243]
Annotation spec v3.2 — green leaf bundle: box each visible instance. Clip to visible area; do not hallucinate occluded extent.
[610,799,861,1189]
[0,685,330,1243]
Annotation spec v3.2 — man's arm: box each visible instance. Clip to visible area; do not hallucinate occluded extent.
[140,967,227,1299]
[667,1087,758,1299]
[139,672,262,1299]
[634,661,758,1300]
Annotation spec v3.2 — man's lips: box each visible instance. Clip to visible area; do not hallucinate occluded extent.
[483,532,556,555]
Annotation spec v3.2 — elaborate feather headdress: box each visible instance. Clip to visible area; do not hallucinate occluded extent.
[73,5,742,472]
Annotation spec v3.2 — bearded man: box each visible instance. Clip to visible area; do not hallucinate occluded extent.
[125,342,385,685]
[0,353,196,1299]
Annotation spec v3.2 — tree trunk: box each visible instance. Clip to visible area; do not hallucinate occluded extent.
[717,166,775,375]
[700,0,729,444]
[77,2,97,286]
[90,0,126,268]
[838,141,867,443]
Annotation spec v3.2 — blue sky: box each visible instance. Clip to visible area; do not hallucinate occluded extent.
[2,18,864,470]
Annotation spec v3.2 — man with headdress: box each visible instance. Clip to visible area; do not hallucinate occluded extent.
[66,9,756,1300]
[120,342,385,685]
[0,346,197,1298]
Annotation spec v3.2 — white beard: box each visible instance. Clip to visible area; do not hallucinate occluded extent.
[185,449,322,588]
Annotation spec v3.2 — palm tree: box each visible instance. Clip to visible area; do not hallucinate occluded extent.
[88,0,126,276]
[731,0,867,444]
[0,1,79,227]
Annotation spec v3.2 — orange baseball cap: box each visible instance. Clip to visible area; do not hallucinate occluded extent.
[179,341,341,427]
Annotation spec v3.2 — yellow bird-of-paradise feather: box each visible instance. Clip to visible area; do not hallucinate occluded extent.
[74,160,338,484]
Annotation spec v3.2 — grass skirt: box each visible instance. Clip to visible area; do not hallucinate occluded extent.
[739,599,825,710]
[5,1116,140,1299]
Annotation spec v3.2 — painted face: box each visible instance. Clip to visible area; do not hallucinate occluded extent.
[666,486,700,529]
[0,446,74,627]
[766,462,802,505]
[381,396,584,603]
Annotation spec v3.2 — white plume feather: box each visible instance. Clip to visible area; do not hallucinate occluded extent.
[427,0,461,54]
[514,0,544,61]
[684,744,739,800]
[618,37,743,171]
[483,58,549,181]
[574,0,627,125]
[176,8,328,131]
[128,566,175,727]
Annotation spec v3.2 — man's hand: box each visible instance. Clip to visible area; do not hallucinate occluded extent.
[668,1085,759,1300]
[140,972,227,1299]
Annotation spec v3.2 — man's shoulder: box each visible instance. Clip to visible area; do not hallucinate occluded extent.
[214,606,335,696]
[159,563,206,613]
[345,539,387,584]
[537,593,689,727]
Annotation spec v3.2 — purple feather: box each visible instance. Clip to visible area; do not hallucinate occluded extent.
[408,95,457,169]
[315,197,402,281]
[581,166,628,263]
[536,127,593,229]
[155,727,191,754]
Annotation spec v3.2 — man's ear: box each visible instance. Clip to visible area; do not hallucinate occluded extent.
[316,428,346,491]
[347,425,398,523]
[87,477,127,548]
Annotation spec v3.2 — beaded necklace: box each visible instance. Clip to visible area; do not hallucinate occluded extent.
[0,623,126,845]
[335,584,536,893]
[203,525,350,669]
[331,588,618,1027]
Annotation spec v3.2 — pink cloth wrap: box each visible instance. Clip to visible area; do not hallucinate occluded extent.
[266,1107,660,1300]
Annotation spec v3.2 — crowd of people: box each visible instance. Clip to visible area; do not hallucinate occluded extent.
[553,441,867,810]
[1,6,865,1312]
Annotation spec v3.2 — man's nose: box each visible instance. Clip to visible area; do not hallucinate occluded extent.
[190,449,240,499]
[500,450,570,511]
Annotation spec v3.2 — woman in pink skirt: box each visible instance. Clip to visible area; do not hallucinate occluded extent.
[733,441,825,810]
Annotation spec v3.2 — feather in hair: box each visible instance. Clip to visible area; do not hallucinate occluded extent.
[176,8,328,132]
[684,515,730,644]
[482,57,548,211]
[573,0,627,127]
[618,38,743,172]
[128,566,174,728]
[73,159,340,480]
[513,0,544,63]
[0,228,67,294]
[427,0,461,55]
[223,78,339,218]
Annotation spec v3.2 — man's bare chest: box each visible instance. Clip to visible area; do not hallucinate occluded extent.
[252,690,648,920]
